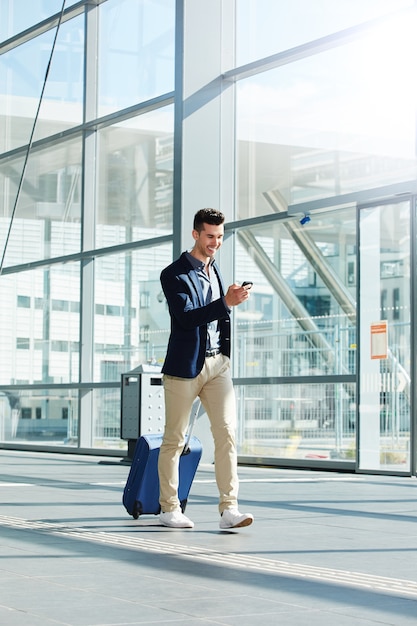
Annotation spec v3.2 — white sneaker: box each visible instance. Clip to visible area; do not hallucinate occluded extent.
[219,508,254,529]
[160,511,194,528]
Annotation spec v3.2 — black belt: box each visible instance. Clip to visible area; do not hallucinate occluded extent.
[205,348,221,357]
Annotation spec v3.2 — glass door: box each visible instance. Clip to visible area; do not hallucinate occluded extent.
[358,200,412,473]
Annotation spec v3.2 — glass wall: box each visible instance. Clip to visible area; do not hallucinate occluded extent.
[233,208,356,462]
[235,382,355,461]
[0,137,82,267]
[0,387,79,445]
[97,0,175,117]
[0,13,84,152]
[0,1,80,41]
[96,108,174,248]
[235,0,415,66]
[358,201,411,471]
[235,6,417,220]
[93,244,172,383]
[0,0,174,449]
[0,263,80,386]
[231,1,417,472]
[0,1,416,474]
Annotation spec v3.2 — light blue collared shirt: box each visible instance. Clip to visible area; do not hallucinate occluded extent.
[186,252,221,351]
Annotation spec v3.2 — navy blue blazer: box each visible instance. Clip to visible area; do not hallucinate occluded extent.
[160,252,231,378]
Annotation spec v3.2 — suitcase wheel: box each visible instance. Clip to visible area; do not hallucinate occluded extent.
[133,502,142,519]
[180,498,187,513]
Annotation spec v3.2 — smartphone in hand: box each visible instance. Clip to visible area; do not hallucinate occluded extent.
[242,281,253,289]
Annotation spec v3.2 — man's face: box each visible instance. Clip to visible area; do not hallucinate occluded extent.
[192,222,224,260]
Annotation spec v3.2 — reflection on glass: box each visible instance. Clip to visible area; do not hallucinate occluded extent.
[97,0,175,117]
[235,383,355,461]
[236,11,417,218]
[0,138,82,268]
[93,244,172,383]
[0,388,78,446]
[0,264,80,386]
[0,0,80,40]
[96,106,174,246]
[234,208,356,378]
[0,17,84,152]
[235,0,414,66]
[32,15,84,143]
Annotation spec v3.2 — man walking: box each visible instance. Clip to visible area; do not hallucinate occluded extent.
[158,208,254,529]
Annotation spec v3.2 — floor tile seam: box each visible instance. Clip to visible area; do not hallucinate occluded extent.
[298,518,417,533]
[1,514,417,601]
[0,603,75,626]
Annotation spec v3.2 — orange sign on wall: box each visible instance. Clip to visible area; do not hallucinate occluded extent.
[370,321,388,359]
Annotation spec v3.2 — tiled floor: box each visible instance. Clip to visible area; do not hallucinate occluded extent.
[0,449,417,625]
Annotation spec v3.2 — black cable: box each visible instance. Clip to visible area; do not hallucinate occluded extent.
[0,0,67,275]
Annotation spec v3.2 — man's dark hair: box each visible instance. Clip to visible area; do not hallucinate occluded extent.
[193,208,225,232]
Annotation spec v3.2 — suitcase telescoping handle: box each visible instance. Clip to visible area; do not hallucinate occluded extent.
[182,399,201,455]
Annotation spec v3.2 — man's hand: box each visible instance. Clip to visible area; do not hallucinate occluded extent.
[224,283,251,308]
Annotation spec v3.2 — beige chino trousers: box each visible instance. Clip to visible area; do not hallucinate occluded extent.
[158,353,239,514]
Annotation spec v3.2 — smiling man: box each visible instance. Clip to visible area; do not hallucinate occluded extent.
[157,208,254,530]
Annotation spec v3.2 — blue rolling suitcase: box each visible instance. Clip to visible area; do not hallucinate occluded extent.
[123,402,202,519]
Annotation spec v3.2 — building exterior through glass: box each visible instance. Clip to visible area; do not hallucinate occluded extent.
[0,0,416,476]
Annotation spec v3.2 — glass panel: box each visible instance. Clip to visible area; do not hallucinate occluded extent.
[359,201,411,471]
[0,387,78,446]
[0,17,84,152]
[92,387,127,450]
[0,264,80,386]
[93,244,172,382]
[0,137,82,267]
[0,0,79,41]
[96,106,174,248]
[97,0,175,117]
[235,383,355,461]
[33,14,84,143]
[236,1,414,66]
[236,9,417,219]
[234,207,356,378]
